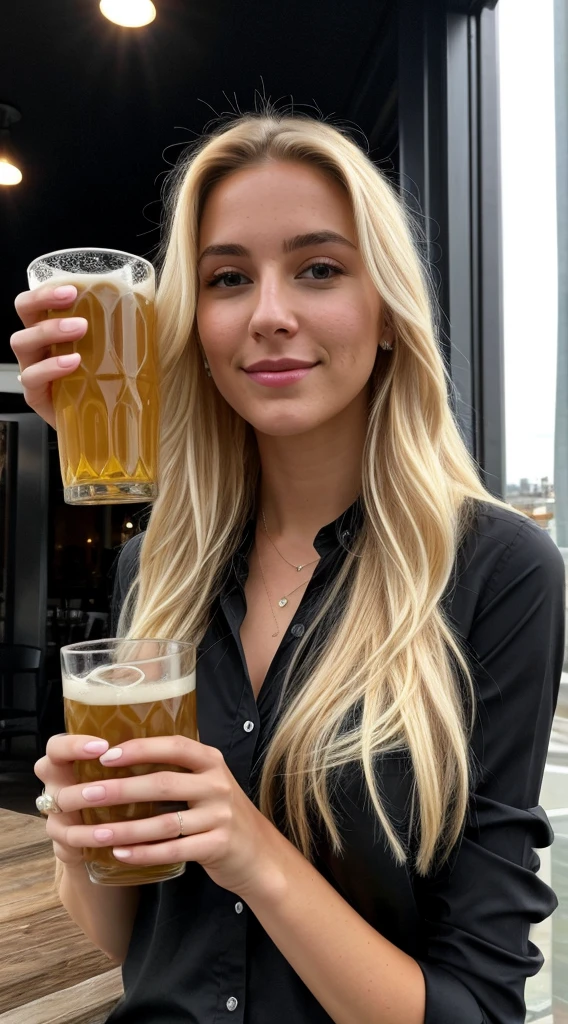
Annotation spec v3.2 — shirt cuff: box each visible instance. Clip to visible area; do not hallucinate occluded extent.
[417,961,485,1024]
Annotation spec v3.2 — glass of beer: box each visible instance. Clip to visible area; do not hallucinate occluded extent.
[61,638,196,886]
[27,248,159,505]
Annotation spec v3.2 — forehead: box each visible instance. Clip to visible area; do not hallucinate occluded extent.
[198,160,355,244]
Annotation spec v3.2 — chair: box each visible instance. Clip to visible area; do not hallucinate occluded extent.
[0,644,43,759]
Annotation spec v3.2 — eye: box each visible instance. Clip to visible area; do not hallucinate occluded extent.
[206,271,250,288]
[299,261,345,281]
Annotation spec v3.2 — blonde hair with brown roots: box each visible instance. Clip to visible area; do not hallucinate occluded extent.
[120,113,516,875]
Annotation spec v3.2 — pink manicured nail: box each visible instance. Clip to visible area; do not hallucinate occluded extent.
[59,318,85,333]
[99,747,123,764]
[53,285,77,299]
[93,828,114,841]
[57,354,81,368]
[82,785,106,801]
[83,740,109,754]
[113,848,132,859]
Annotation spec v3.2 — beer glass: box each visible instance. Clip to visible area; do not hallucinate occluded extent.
[27,248,159,505]
[61,638,196,886]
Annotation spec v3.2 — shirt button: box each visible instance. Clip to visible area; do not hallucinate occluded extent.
[235,901,244,914]
[291,623,305,638]
[243,721,254,733]
[226,996,238,1011]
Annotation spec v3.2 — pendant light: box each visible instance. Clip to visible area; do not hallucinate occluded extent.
[0,103,23,187]
[99,0,156,27]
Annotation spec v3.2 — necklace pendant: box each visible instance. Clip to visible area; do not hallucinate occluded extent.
[278,597,288,608]
[297,565,303,572]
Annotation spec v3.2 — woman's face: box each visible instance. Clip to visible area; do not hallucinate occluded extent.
[196,160,389,437]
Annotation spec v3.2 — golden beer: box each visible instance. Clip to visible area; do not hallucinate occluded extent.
[27,249,159,505]
[61,640,196,886]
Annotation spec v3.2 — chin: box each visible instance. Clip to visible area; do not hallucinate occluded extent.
[244,409,333,438]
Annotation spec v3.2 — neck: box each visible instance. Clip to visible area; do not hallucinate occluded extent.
[255,396,367,541]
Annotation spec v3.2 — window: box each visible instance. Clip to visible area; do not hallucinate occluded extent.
[499,1,567,1020]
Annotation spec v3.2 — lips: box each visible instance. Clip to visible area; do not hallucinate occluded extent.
[244,358,317,373]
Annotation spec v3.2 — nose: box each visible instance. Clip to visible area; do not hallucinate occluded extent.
[248,271,299,341]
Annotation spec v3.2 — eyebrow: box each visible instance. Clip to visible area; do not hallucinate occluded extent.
[197,231,357,267]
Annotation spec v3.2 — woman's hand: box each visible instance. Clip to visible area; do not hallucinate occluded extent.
[34,733,111,866]
[50,736,281,898]
[11,285,86,428]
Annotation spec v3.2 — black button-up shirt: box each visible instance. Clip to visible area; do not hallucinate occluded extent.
[107,499,565,1024]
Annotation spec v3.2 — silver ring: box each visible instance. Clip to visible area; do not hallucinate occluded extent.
[36,788,62,816]
[177,810,185,837]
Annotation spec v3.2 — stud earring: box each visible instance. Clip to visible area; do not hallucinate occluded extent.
[380,338,393,351]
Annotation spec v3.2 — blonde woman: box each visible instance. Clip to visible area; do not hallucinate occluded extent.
[13,113,565,1024]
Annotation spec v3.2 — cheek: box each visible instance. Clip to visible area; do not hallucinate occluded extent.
[196,301,243,356]
[324,301,378,371]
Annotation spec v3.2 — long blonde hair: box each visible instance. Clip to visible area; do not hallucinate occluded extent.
[121,113,515,875]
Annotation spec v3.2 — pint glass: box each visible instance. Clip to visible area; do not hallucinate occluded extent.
[27,248,159,505]
[61,638,196,886]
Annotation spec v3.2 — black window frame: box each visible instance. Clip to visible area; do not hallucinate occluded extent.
[398,0,505,498]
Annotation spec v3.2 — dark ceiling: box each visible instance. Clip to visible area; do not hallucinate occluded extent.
[1,0,399,365]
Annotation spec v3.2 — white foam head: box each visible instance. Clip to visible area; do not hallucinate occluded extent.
[62,668,195,705]
[27,248,155,301]
[37,268,155,302]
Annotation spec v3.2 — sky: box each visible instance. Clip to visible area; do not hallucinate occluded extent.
[499,0,558,486]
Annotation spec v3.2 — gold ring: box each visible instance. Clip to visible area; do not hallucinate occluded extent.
[177,810,185,837]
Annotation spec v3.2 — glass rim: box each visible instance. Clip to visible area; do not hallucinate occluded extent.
[27,247,155,277]
[61,637,195,660]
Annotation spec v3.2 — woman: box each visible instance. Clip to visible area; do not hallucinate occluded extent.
[12,113,565,1024]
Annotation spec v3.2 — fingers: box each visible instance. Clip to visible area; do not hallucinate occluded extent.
[56,769,215,814]
[35,735,111,810]
[98,736,222,773]
[44,734,109,766]
[111,831,223,867]
[11,317,87,373]
[11,288,87,428]
[14,284,79,330]
[59,807,213,849]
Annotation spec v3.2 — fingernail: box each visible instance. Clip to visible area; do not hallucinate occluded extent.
[53,285,77,299]
[17,375,21,383]
[83,740,109,754]
[113,848,132,859]
[57,354,81,368]
[99,747,122,764]
[93,828,114,840]
[82,785,106,801]
[59,318,85,333]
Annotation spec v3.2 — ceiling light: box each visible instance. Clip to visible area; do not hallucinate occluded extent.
[99,0,156,27]
[0,103,23,187]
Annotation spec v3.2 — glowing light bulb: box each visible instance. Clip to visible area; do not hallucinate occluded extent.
[0,159,22,186]
[99,0,156,27]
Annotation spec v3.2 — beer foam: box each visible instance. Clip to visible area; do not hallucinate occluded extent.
[62,670,196,705]
[45,270,154,302]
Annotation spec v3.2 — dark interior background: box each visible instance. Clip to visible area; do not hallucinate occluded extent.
[0,0,406,752]
[1,0,401,362]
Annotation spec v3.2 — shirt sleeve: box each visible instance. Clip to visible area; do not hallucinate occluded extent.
[414,517,565,1024]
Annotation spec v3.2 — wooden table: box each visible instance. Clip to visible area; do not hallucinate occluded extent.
[0,808,123,1023]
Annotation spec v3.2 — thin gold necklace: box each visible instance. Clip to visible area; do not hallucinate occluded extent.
[256,546,310,637]
[261,509,320,572]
